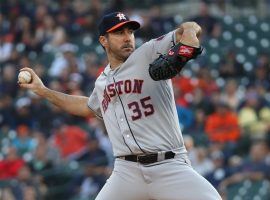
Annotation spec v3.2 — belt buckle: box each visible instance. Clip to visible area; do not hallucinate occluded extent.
[157,151,166,162]
[137,154,157,164]
[137,154,145,163]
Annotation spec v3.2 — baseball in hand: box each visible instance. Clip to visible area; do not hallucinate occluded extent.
[18,71,32,84]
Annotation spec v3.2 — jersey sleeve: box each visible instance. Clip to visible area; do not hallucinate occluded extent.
[87,87,103,119]
[148,30,177,60]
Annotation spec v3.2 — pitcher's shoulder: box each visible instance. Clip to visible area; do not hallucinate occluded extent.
[130,40,154,60]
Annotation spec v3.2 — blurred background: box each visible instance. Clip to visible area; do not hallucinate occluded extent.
[0,0,270,199]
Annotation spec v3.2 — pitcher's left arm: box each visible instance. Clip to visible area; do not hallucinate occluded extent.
[149,22,203,81]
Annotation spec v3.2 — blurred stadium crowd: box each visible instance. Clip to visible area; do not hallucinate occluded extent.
[0,0,270,199]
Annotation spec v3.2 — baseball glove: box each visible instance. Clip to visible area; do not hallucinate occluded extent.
[149,43,203,81]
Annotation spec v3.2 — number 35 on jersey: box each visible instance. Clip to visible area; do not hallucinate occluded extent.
[101,79,155,120]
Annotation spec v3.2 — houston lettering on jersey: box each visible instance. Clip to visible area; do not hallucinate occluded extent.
[102,79,144,112]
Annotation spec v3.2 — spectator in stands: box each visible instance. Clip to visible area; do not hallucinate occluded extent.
[81,52,101,92]
[148,5,168,37]
[183,135,197,165]
[0,94,15,128]
[55,9,74,36]
[251,64,270,90]
[72,0,92,33]
[205,101,240,143]
[176,105,194,131]
[49,43,85,78]
[87,118,114,167]
[67,72,84,95]
[0,64,18,98]
[2,47,20,66]
[173,75,199,107]
[104,0,126,15]
[18,55,32,73]
[0,13,10,36]
[266,131,270,167]
[219,140,270,189]
[34,4,49,28]
[195,68,219,96]
[27,132,55,193]
[22,185,38,200]
[256,53,270,71]
[51,119,89,160]
[30,92,56,135]
[87,0,103,35]
[35,14,66,49]
[238,87,270,138]
[12,124,36,156]
[32,131,61,166]
[80,137,109,185]
[187,109,207,137]
[9,165,47,200]
[190,88,214,115]
[227,155,243,175]
[205,150,230,188]
[0,122,11,153]
[28,136,53,174]
[14,16,42,53]
[0,147,25,179]
[75,134,108,166]
[0,33,14,63]
[192,146,214,177]
[67,137,109,199]
[218,50,245,79]
[14,97,34,128]
[136,13,156,42]
[220,79,243,111]
[190,1,220,38]
[78,162,109,200]
[0,187,15,200]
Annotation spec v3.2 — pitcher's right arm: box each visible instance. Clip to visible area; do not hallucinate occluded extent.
[19,67,93,117]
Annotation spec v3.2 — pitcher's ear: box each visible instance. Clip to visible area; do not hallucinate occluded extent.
[99,36,108,48]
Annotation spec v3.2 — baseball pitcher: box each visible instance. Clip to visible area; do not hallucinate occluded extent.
[19,12,222,200]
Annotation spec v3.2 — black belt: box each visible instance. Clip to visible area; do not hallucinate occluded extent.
[117,151,175,164]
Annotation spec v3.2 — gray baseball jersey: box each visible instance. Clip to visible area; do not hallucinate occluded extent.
[88,30,186,157]
[88,29,222,200]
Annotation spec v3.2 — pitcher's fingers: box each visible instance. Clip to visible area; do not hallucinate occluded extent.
[180,32,200,47]
[196,28,202,37]
[18,82,33,89]
[19,67,36,76]
[20,67,32,71]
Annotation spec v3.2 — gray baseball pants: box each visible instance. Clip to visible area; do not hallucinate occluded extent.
[95,154,222,200]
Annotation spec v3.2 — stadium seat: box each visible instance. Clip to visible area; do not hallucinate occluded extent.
[227,180,270,200]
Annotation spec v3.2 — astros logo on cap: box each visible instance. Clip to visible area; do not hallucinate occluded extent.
[98,12,140,36]
[116,13,126,20]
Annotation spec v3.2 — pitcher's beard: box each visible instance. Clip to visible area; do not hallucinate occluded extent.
[116,47,134,61]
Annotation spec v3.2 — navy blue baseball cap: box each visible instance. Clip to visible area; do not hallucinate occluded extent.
[98,12,140,36]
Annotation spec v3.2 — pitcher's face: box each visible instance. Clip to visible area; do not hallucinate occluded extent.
[101,26,135,62]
